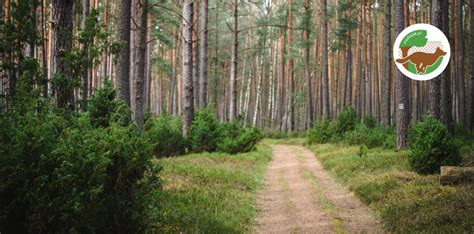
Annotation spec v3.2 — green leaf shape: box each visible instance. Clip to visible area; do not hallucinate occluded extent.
[400,30,428,48]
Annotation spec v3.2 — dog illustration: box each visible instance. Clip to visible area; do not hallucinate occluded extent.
[396,47,447,74]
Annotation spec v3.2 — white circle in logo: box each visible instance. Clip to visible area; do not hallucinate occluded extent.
[393,23,451,81]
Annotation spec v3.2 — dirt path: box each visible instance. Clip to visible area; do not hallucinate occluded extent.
[254,145,383,233]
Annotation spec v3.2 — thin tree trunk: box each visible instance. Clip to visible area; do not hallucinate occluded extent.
[182,0,194,136]
[116,0,131,106]
[468,0,474,130]
[321,0,329,119]
[304,0,314,127]
[102,0,109,79]
[193,0,200,108]
[129,0,136,108]
[381,0,392,127]
[171,25,178,115]
[145,15,153,110]
[429,0,443,119]
[41,0,48,97]
[81,0,90,111]
[133,0,148,130]
[229,0,238,121]
[440,0,453,129]
[287,0,294,131]
[456,0,466,125]
[199,0,208,110]
[253,54,264,127]
[395,0,410,149]
[253,26,267,127]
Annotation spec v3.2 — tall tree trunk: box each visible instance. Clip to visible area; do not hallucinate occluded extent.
[455,0,465,125]
[116,0,131,106]
[133,0,147,130]
[304,0,314,127]
[321,0,330,119]
[102,0,109,79]
[229,0,238,121]
[440,0,453,129]
[81,0,90,111]
[52,0,74,110]
[253,26,267,127]
[193,0,200,108]
[395,0,409,149]
[381,0,392,127]
[129,0,136,108]
[199,0,208,110]
[30,0,37,59]
[429,0,442,119]
[365,2,372,117]
[40,0,48,97]
[171,25,178,115]
[287,0,294,131]
[145,15,153,110]
[469,0,474,130]
[182,0,194,136]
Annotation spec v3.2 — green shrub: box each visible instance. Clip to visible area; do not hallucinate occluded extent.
[145,116,187,157]
[344,123,395,149]
[189,108,221,153]
[0,107,72,232]
[363,116,378,129]
[408,116,462,174]
[88,81,131,128]
[0,88,160,233]
[382,131,396,149]
[307,119,335,144]
[335,106,359,134]
[217,120,262,154]
[40,124,161,233]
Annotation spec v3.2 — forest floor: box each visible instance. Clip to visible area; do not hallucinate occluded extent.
[253,144,382,233]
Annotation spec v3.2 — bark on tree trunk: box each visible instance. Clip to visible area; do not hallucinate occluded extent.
[145,15,153,110]
[455,0,465,125]
[102,0,109,79]
[52,0,74,110]
[182,0,194,136]
[116,0,131,106]
[41,0,48,97]
[381,0,392,127]
[429,0,442,119]
[199,0,209,110]
[193,0,200,108]
[171,25,178,115]
[287,0,294,131]
[321,0,330,119]
[469,0,474,130]
[229,0,238,121]
[81,0,90,111]
[440,0,453,130]
[133,0,147,130]
[253,27,267,127]
[304,0,314,127]
[395,0,410,149]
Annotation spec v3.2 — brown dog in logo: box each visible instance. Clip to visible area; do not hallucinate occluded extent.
[396,47,447,74]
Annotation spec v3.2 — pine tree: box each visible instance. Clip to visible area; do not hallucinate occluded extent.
[182,0,194,136]
[395,0,409,149]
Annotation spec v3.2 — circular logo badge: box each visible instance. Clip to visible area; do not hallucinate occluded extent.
[393,23,451,81]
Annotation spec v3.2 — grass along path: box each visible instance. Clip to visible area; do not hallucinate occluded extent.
[303,141,474,233]
[152,143,271,233]
[254,145,382,233]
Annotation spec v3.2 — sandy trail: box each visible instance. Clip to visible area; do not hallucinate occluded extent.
[254,145,383,234]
